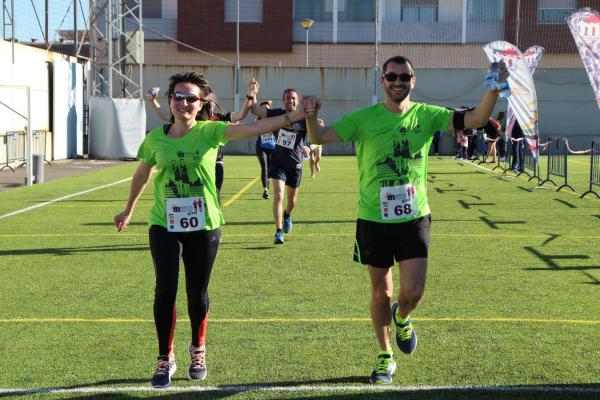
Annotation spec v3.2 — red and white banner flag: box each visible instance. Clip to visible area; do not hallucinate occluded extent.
[484,41,540,158]
[567,8,600,110]
[506,46,545,138]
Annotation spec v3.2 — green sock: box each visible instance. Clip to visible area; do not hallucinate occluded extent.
[378,349,393,357]
[395,307,410,325]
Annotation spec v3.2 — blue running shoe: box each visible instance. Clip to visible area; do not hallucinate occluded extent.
[369,352,396,384]
[283,214,292,233]
[392,303,417,355]
[151,356,177,389]
[274,230,284,244]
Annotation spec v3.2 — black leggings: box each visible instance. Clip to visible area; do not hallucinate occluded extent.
[149,225,220,356]
[255,144,272,189]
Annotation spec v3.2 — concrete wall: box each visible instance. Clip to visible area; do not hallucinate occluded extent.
[0,41,85,166]
[142,65,600,155]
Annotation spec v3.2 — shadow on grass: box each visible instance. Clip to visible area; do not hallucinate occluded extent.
[457,200,496,209]
[524,246,599,285]
[553,198,577,208]
[3,382,600,400]
[479,216,526,229]
[223,219,355,226]
[81,222,147,227]
[0,244,147,257]
[429,171,486,175]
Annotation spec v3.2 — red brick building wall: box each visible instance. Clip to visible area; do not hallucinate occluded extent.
[177,0,293,52]
[505,0,600,53]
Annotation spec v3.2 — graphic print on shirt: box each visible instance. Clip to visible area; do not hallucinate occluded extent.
[375,124,424,220]
[165,150,204,199]
[375,125,424,188]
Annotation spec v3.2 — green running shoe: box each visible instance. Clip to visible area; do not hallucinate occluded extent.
[392,302,417,354]
[369,352,397,384]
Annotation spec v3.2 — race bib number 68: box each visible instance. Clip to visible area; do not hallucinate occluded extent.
[380,184,419,220]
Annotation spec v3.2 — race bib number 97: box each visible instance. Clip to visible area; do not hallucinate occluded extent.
[166,197,206,232]
[380,184,419,220]
[276,130,296,150]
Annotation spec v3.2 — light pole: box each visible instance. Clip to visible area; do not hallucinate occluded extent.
[301,18,314,67]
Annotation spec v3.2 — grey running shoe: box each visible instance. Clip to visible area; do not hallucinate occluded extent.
[151,355,176,388]
[187,342,207,381]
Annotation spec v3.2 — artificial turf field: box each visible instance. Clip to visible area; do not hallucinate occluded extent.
[0,155,598,400]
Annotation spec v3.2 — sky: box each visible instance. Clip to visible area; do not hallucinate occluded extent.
[1,0,88,43]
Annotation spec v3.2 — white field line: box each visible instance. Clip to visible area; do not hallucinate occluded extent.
[0,173,257,221]
[0,178,132,220]
[1,384,600,396]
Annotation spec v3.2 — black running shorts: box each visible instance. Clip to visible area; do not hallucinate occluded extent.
[353,215,431,268]
[268,161,302,188]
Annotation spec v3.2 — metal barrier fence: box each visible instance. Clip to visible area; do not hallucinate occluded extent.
[523,145,540,183]
[32,130,51,165]
[538,137,575,192]
[1,131,26,172]
[475,131,486,165]
[580,140,600,199]
[493,136,511,173]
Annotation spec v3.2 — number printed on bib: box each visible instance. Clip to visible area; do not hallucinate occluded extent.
[380,184,419,220]
[260,132,275,145]
[276,130,296,149]
[166,197,206,232]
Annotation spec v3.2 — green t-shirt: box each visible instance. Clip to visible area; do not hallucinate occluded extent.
[333,102,452,223]
[137,121,228,230]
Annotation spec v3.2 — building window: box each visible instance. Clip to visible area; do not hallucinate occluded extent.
[295,0,334,21]
[468,0,503,22]
[401,0,438,22]
[125,0,161,18]
[537,0,575,24]
[338,0,375,22]
[225,0,263,23]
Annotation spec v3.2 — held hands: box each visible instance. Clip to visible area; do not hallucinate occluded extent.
[302,96,322,117]
[248,78,259,98]
[114,211,131,232]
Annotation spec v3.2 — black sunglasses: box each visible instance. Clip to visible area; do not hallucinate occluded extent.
[382,72,413,82]
[172,92,202,103]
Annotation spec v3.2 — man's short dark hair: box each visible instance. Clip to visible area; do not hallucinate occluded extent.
[282,88,298,99]
[382,56,415,74]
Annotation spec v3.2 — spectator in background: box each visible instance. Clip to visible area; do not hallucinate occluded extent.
[495,111,507,161]
[432,130,442,156]
[482,117,501,164]
[511,120,525,173]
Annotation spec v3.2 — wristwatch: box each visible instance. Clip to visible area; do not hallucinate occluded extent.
[246,95,254,100]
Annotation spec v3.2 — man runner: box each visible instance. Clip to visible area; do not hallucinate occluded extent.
[251,85,310,244]
[303,55,508,384]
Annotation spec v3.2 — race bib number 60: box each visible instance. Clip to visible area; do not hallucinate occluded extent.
[380,184,419,220]
[166,197,206,232]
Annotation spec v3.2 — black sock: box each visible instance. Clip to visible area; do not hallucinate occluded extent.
[283,211,290,219]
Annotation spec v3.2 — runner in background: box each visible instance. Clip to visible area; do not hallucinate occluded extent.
[250,84,311,245]
[254,100,276,199]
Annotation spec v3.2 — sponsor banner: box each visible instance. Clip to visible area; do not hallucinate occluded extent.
[567,8,600,110]
[484,41,540,159]
[506,46,545,138]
